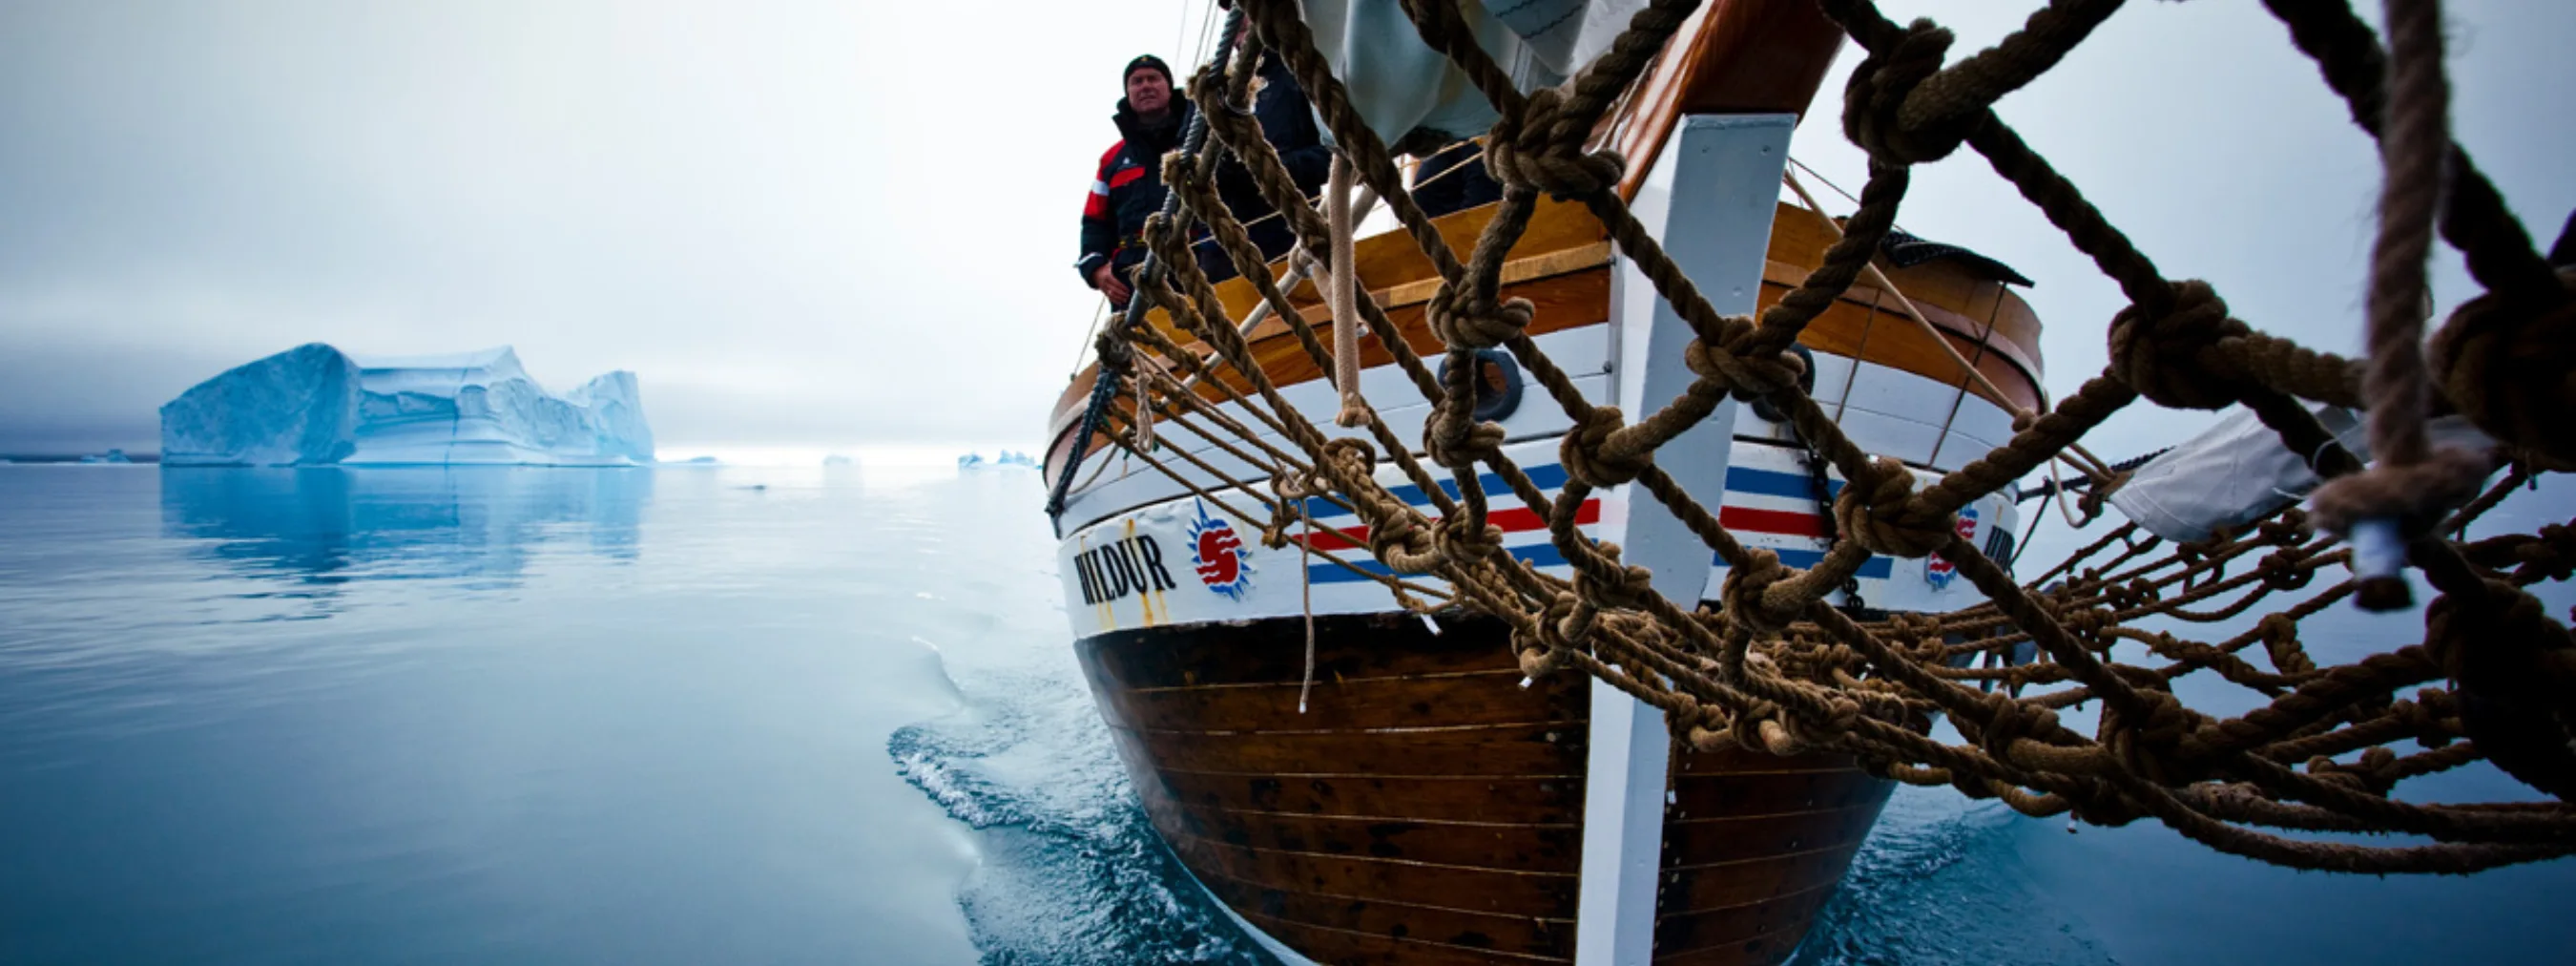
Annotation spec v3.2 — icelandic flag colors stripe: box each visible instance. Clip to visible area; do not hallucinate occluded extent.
[1718,505,1826,538]
[1291,461,1894,587]
[1716,546,1897,579]
[1306,465,1836,521]
[1307,541,1570,585]
[1302,498,1601,552]
[1306,541,1895,585]
[1301,464,1571,521]
[1725,465,1843,500]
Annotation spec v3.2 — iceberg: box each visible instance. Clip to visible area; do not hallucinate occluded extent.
[958,450,1039,470]
[159,344,654,466]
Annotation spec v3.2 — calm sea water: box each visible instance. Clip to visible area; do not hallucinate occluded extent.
[1,463,2569,964]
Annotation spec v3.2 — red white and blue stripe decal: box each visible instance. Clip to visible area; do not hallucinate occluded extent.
[1293,463,1894,587]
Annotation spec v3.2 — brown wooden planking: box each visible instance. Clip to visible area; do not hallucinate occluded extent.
[1098,664,1586,732]
[1115,722,1584,778]
[1674,745,1863,775]
[1050,253,2038,473]
[1651,920,1811,966]
[1668,766,1892,819]
[1085,617,1895,963]
[1191,196,1609,326]
[1653,882,1839,960]
[1153,796,1582,872]
[1091,615,1596,961]
[1657,841,1878,914]
[1608,0,1847,200]
[1660,801,1885,869]
[1647,750,1890,964]
[1240,909,1572,966]
[1765,201,2044,366]
[1189,265,1612,404]
[1145,769,1587,825]
[1774,284,2044,414]
[1044,220,1613,475]
[1080,613,1523,689]
[1160,826,1577,916]
[1194,864,1577,961]
[1045,214,2052,482]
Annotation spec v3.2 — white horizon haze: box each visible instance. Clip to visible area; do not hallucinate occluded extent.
[0,1,2568,465]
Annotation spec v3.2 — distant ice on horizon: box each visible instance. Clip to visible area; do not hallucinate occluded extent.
[159,344,654,466]
[957,450,1037,470]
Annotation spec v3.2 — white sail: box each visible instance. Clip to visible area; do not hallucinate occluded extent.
[1298,0,1650,145]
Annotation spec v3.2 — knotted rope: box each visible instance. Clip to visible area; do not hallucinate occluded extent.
[1048,0,2576,874]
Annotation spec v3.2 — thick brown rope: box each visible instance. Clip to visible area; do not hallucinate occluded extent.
[1049,0,2576,874]
[2308,0,2496,610]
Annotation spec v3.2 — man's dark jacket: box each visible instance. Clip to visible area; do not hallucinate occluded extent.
[1076,56,1330,295]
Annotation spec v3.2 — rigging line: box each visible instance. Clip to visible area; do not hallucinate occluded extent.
[2015,447,2174,505]
[1207,138,1488,243]
[2007,480,2052,572]
[1782,169,2115,483]
[1926,270,2008,470]
[1191,0,1220,69]
[1068,296,1109,381]
[1786,157,1891,233]
[1049,5,1245,526]
[2046,452,2088,528]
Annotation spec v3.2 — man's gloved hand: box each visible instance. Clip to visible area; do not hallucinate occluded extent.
[1091,262,1133,306]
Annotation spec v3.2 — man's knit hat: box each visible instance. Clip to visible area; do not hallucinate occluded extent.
[1123,54,1173,88]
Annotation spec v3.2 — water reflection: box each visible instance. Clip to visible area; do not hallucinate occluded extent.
[159,467,652,587]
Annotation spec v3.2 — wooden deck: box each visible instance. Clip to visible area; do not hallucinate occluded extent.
[1047,193,2046,489]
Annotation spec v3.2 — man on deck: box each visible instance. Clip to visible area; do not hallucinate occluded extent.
[1076,52,1329,308]
[1077,54,1187,309]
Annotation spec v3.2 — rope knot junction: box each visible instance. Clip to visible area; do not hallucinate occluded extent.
[2108,280,2250,410]
[2428,266,2576,470]
[1717,547,1802,635]
[1427,283,1535,350]
[1831,457,1955,558]
[1063,0,2576,875]
[1683,321,1807,400]
[1485,86,1627,200]
[1560,406,1652,488]
[1840,20,1977,166]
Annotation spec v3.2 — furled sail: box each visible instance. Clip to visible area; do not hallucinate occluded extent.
[2109,405,2495,543]
[1298,0,1649,146]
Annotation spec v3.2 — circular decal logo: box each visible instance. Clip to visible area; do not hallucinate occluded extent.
[1924,507,1980,590]
[1187,500,1255,600]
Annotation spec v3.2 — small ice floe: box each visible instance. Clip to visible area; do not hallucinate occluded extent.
[958,450,1041,470]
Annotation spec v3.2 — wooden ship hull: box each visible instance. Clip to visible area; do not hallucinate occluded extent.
[1082,612,1903,965]
[1042,4,2046,963]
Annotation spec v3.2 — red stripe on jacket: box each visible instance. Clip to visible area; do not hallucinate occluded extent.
[1082,139,1127,221]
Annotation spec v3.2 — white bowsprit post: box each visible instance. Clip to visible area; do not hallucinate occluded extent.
[1575,113,1796,966]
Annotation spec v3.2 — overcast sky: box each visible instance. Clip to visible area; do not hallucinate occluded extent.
[1,0,2568,459]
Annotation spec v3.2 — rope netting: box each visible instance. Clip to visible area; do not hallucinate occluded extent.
[1071,0,2576,873]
